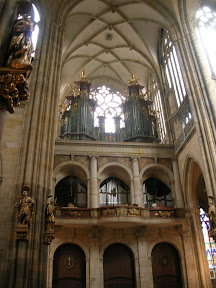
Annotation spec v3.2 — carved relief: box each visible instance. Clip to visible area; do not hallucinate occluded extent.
[128,208,140,216]
[154,210,174,218]
[102,208,116,217]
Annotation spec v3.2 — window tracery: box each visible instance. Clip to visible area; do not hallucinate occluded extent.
[90,86,126,133]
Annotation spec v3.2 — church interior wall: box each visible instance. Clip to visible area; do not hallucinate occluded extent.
[0,0,216,287]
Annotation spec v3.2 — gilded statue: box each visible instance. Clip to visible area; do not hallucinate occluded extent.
[15,187,36,225]
[46,200,56,230]
[6,17,34,71]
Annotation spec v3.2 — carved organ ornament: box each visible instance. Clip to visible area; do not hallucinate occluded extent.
[60,71,159,143]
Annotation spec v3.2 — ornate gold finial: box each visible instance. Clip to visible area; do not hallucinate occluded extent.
[128,72,139,86]
[80,68,89,82]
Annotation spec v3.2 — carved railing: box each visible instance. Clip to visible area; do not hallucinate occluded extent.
[56,206,185,220]
[175,118,195,154]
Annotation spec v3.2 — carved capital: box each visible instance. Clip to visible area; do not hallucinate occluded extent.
[0,68,30,113]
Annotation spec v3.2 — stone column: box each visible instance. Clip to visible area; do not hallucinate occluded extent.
[130,179,135,205]
[9,17,64,288]
[132,158,143,207]
[89,230,101,288]
[90,156,99,208]
[136,229,154,288]
[172,158,184,208]
[87,178,90,208]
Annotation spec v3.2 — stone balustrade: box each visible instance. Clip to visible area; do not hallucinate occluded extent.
[56,205,185,220]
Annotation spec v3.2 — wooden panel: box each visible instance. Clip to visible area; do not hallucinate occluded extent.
[53,244,86,288]
[104,243,135,288]
[152,242,182,288]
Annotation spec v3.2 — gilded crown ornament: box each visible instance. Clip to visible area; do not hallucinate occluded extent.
[128,72,139,86]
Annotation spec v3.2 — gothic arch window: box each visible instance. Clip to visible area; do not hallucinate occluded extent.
[196,5,216,77]
[100,177,130,206]
[90,86,126,133]
[55,176,87,208]
[161,30,187,107]
[150,78,167,142]
[143,177,173,208]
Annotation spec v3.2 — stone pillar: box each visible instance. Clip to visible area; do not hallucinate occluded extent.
[136,229,154,288]
[89,230,101,287]
[86,257,90,288]
[172,158,184,208]
[8,17,64,288]
[90,156,99,208]
[87,178,90,208]
[130,179,135,205]
[132,158,143,207]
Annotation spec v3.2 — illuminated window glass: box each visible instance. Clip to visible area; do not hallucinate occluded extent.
[200,208,216,278]
[32,4,40,52]
[196,6,216,76]
[90,86,126,133]
[151,79,166,142]
[161,31,187,107]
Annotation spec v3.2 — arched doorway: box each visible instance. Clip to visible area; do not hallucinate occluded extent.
[152,242,182,288]
[52,243,86,288]
[103,243,135,288]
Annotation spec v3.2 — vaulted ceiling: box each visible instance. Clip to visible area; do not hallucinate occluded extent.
[59,0,178,101]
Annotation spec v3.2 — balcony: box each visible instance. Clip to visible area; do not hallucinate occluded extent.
[55,205,185,227]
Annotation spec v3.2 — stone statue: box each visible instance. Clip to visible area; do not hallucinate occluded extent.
[46,200,56,231]
[15,187,36,225]
[6,17,34,71]
[208,197,216,226]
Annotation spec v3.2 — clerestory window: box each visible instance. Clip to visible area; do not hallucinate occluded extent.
[161,30,187,107]
[196,6,216,77]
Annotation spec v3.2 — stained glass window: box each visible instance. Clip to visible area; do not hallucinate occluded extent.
[200,208,216,278]
[196,6,216,77]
